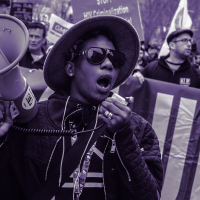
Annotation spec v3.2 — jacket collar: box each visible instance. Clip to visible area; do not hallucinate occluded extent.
[46,92,99,129]
[27,47,47,64]
[159,54,191,71]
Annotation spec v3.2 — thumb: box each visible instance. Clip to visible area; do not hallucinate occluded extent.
[125,97,134,111]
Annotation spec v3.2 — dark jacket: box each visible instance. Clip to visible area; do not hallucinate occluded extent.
[142,55,200,88]
[0,93,163,200]
[19,47,47,70]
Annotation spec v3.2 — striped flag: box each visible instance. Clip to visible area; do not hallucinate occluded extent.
[119,77,200,200]
[159,0,192,57]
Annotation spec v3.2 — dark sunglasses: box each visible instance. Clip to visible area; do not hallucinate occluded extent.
[75,47,126,69]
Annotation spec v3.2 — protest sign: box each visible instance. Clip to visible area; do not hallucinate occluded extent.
[71,0,144,40]
[10,3,33,22]
[46,14,74,44]
[119,77,200,200]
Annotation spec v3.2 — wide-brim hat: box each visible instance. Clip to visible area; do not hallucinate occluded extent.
[44,15,140,92]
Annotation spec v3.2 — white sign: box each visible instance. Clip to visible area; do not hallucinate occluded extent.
[47,13,74,44]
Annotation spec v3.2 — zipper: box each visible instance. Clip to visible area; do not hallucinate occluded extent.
[103,135,116,153]
[110,140,116,153]
[113,133,131,182]
[116,146,131,182]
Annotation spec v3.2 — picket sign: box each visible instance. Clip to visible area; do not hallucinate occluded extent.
[119,77,200,200]
[47,14,74,44]
[71,0,144,40]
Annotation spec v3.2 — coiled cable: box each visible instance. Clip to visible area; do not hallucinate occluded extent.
[10,123,105,136]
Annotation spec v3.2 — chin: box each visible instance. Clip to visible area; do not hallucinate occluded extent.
[91,93,109,105]
[29,46,37,50]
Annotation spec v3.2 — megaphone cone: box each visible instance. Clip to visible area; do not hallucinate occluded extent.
[0,14,38,123]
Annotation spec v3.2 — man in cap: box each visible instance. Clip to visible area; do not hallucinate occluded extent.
[0,16,163,200]
[134,29,200,88]
[0,0,10,14]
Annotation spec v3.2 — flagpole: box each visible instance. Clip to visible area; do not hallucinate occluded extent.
[158,0,192,58]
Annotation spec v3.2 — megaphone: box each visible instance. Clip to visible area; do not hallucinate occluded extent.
[0,14,38,123]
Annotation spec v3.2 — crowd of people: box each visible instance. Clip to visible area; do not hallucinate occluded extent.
[0,13,163,200]
[134,31,200,78]
[133,29,200,89]
[0,0,199,199]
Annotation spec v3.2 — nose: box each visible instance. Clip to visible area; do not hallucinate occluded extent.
[30,36,36,42]
[100,56,113,71]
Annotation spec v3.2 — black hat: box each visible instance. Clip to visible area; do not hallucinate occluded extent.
[44,15,140,92]
[167,29,193,44]
[0,0,10,6]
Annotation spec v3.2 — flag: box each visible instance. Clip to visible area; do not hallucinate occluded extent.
[119,77,200,200]
[159,0,192,57]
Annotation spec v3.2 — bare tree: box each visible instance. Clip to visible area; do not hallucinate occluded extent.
[139,0,200,52]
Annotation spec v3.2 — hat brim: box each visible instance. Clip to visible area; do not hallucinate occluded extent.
[44,15,140,92]
[167,29,193,44]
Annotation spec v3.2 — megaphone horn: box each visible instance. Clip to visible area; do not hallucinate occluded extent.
[0,14,38,123]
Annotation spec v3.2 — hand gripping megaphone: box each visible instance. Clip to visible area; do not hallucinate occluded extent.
[0,14,38,123]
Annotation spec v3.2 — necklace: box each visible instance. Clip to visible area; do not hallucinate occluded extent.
[166,60,183,65]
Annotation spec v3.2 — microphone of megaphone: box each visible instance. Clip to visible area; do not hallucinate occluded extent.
[0,14,38,123]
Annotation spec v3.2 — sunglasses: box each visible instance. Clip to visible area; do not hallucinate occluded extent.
[75,47,126,69]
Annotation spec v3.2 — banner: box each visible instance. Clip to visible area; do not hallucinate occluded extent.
[119,77,200,200]
[46,13,74,44]
[10,3,33,22]
[159,0,192,57]
[71,0,144,40]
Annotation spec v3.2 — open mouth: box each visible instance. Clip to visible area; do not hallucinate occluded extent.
[97,76,112,88]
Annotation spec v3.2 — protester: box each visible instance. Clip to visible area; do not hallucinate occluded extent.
[138,49,149,67]
[132,43,149,75]
[193,54,200,69]
[0,16,163,200]
[19,22,47,70]
[0,0,10,14]
[146,44,159,63]
[134,29,200,88]
[132,50,145,75]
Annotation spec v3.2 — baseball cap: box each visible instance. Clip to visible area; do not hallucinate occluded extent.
[167,29,193,44]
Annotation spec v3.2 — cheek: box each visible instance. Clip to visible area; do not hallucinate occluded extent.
[113,69,120,82]
[39,39,44,45]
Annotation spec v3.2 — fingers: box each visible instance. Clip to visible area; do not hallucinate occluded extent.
[98,110,118,133]
[0,101,5,123]
[103,97,130,112]
[98,113,112,127]
[4,101,13,124]
[125,97,134,111]
[133,72,144,84]
[100,98,128,116]
[0,101,13,138]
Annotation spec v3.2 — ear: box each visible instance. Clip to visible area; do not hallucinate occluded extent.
[65,61,75,77]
